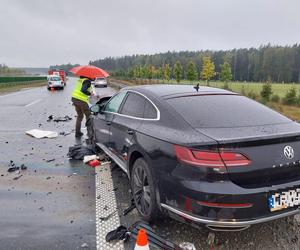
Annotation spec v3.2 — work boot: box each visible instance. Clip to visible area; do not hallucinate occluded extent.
[75,132,84,138]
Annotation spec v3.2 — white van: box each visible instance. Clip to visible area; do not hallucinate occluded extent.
[47,75,64,90]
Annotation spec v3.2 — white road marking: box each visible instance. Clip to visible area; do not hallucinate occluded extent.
[95,164,124,250]
[25,99,42,107]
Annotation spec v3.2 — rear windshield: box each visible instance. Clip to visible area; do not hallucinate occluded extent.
[167,95,291,128]
[50,77,61,81]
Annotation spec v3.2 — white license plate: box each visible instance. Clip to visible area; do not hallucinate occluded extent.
[268,188,300,211]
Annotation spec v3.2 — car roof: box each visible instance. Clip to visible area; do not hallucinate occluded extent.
[124,84,236,99]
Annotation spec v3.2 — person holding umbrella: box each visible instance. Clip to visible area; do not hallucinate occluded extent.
[69,65,109,138]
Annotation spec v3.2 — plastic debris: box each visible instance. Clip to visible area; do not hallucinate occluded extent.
[207,232,215,247]
[179,242,197,250]
[80,243,89,248]
[88,159,100,167]
[83,155,98,163]
[26,129,58,139]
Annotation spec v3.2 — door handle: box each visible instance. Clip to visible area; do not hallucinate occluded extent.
[127,129,133,135]
[106,121,111,125]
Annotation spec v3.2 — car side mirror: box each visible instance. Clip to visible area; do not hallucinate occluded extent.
[90,104,100,114]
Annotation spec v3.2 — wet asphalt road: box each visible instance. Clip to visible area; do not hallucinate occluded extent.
[1,79,300,250]
[0,78,113,250]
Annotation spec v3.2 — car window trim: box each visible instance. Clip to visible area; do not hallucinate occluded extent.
[103,91,128,113]
[104,90,160,121]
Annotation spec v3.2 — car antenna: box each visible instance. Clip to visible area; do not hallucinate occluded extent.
[194,83,200,92]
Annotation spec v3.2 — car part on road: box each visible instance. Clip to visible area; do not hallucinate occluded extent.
[68,145,96,160]
[26,129,58,139]
[88,159,100,167]
[128,221,182,250]
[106,225,130,242]
[83,155,98,163]
[123,197,137,216]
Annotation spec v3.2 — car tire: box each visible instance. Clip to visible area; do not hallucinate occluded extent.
[131,158,159,222]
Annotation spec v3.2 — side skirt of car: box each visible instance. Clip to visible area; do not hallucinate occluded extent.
[96,142,129,176]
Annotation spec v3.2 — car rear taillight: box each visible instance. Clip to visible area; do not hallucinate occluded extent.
[174,145,251,168]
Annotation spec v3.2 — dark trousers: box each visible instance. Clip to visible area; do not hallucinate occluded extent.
[72,97,91,135]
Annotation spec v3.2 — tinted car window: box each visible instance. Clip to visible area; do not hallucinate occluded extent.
[120,92,145,118]
[144,100,157,119]
[167,95,291,128]
[105,91,127,113]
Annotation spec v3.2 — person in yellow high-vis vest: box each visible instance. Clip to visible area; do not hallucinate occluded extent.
[71,76,93,138]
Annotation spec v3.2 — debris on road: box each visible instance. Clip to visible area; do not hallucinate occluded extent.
[8,166,19,172]
[87,159,100,167]
[123,198,136,216]
[68,145,96,160]
[99,210,117,222]
[7,161,27,172]
[207,232,215,247]
[20,164,27,170]
[105,225,130,242]
[80,243,89,248]
[46,158,55,162]
[47,115,53,122]
[13,175,23,180]
[47,115,72,122]
[53,115,72,122]
[59,131,72,136]
[179,242,197,250]
[26,129,58,139]
[83,155,98,163]
[106,221,181,249]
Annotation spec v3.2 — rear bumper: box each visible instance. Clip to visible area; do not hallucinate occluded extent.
[159,164,300,230]
[161,203,300,231]
[48,83,64,87]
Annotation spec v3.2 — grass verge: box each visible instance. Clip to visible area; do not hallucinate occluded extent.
[0,80,47,94]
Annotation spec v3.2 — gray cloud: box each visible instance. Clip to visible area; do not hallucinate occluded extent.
[0,0,299,67]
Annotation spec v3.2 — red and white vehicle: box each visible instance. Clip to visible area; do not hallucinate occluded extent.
[48,69,66,85]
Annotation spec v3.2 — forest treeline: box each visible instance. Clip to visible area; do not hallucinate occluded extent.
[90,44,300,83]
[0,64,26,76]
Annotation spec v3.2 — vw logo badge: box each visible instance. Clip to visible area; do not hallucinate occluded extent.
[284,146,294,159]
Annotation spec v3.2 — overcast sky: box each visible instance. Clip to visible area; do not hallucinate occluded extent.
[1,0,299,67]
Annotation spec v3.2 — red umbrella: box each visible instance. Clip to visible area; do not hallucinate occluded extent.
[69,65,109,79]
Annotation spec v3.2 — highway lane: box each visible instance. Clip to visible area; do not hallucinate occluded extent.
[0,78,113,250]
